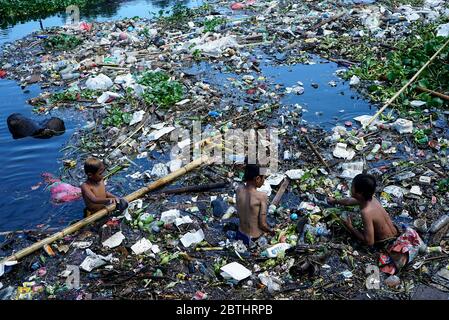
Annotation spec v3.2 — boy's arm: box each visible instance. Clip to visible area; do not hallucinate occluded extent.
[258,194,274,235]
[344,213,375,246]
[81,184,114,205]
[328,197,360,206]
[105,191,118,199]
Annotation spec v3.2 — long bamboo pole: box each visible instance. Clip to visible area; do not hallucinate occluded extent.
[416,86,449,102]
[0,154,211,265]
[364,38,449,129]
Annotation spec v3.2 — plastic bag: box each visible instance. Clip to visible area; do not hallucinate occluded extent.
[50,182,82,202]
[85,74,113,91]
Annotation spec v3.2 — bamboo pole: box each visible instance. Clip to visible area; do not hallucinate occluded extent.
[416,86,449,102]
[364,38,449,129]
[0,154,211,265]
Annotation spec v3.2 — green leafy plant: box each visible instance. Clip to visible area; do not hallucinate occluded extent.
[192,48,202,61]
[437,178,449,192]
[102,107,132,127]
[44,34,83,51]
[203,17,227,33]
[345,22,449,107]
[137,71,184,108]
[50,89,98,102]
[157,3,192,27]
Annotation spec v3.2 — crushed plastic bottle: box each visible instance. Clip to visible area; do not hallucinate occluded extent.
[261,243,291,258]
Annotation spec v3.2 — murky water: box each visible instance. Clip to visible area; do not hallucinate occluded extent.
[0,0,375,233]
[0,0,201,233]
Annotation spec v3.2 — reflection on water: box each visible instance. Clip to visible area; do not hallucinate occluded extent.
[0,0,203,45]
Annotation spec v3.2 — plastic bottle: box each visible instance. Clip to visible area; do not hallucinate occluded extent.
[366,144,380,160]
[426,246,442,254]
[429,214,449,233]
[261,243,291,258]
[315,226,330,237]
[61,72,80,80]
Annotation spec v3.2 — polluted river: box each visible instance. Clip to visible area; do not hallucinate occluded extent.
[0,0,448,301]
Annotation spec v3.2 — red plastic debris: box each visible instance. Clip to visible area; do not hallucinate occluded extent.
[79,22,93,32]
[0,69,7,78]
[246,88,257,94]
[231,2,245,10]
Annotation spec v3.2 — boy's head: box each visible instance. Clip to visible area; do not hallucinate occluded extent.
[243,163,267,188]
[84,157,105,182]
[351,174,376,201]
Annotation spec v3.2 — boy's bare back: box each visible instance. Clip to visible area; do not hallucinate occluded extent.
[236,186,267,238]
[361,197,398,242]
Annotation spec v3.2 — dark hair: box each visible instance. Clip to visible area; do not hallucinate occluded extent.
[84,157,104,175]
[243,164,262,181]
[352,174,376,201]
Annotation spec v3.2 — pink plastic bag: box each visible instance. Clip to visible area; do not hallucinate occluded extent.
[50,182,82,202]
[41,173,82,203]
[231,2,245,10]
[79,22,93,32]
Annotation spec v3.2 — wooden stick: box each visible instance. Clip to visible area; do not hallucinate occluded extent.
[216,104,277,127]
[0,154,211,265]
[416,86,449,102]
[364,38,449,128]
[308,12,346,31]
[271,178,290,207]
[304,135,331,171]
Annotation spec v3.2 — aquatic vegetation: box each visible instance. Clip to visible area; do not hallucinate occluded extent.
[345,22,449,108]
[192,48,202,61]
[102,107,132,127]
[137,71,184,108]
[50,89,98,103]
[379,0,425,8]
[44,34,83,51]
[203,17,227,33]
[156,3,193,27]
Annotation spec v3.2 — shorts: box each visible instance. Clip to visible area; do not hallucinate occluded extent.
[236,230,260,245]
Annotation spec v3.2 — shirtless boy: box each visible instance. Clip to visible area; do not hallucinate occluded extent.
[327,173,398,246]
[236,164,275,245]
[80,157,122,217]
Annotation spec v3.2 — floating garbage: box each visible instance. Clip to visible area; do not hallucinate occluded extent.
[102,231,125,249]
[85,74,113,91]
[220,262,252,282]
[131,238,153,255]
[80,249,113,272]
[180,229,205,248]
[393,119,414,134]
[333,143,355,160]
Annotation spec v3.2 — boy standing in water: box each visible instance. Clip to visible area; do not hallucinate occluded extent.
[80,157,126,217]
[236,164,275,245]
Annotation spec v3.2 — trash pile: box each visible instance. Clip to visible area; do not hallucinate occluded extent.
[0,0,448,300]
